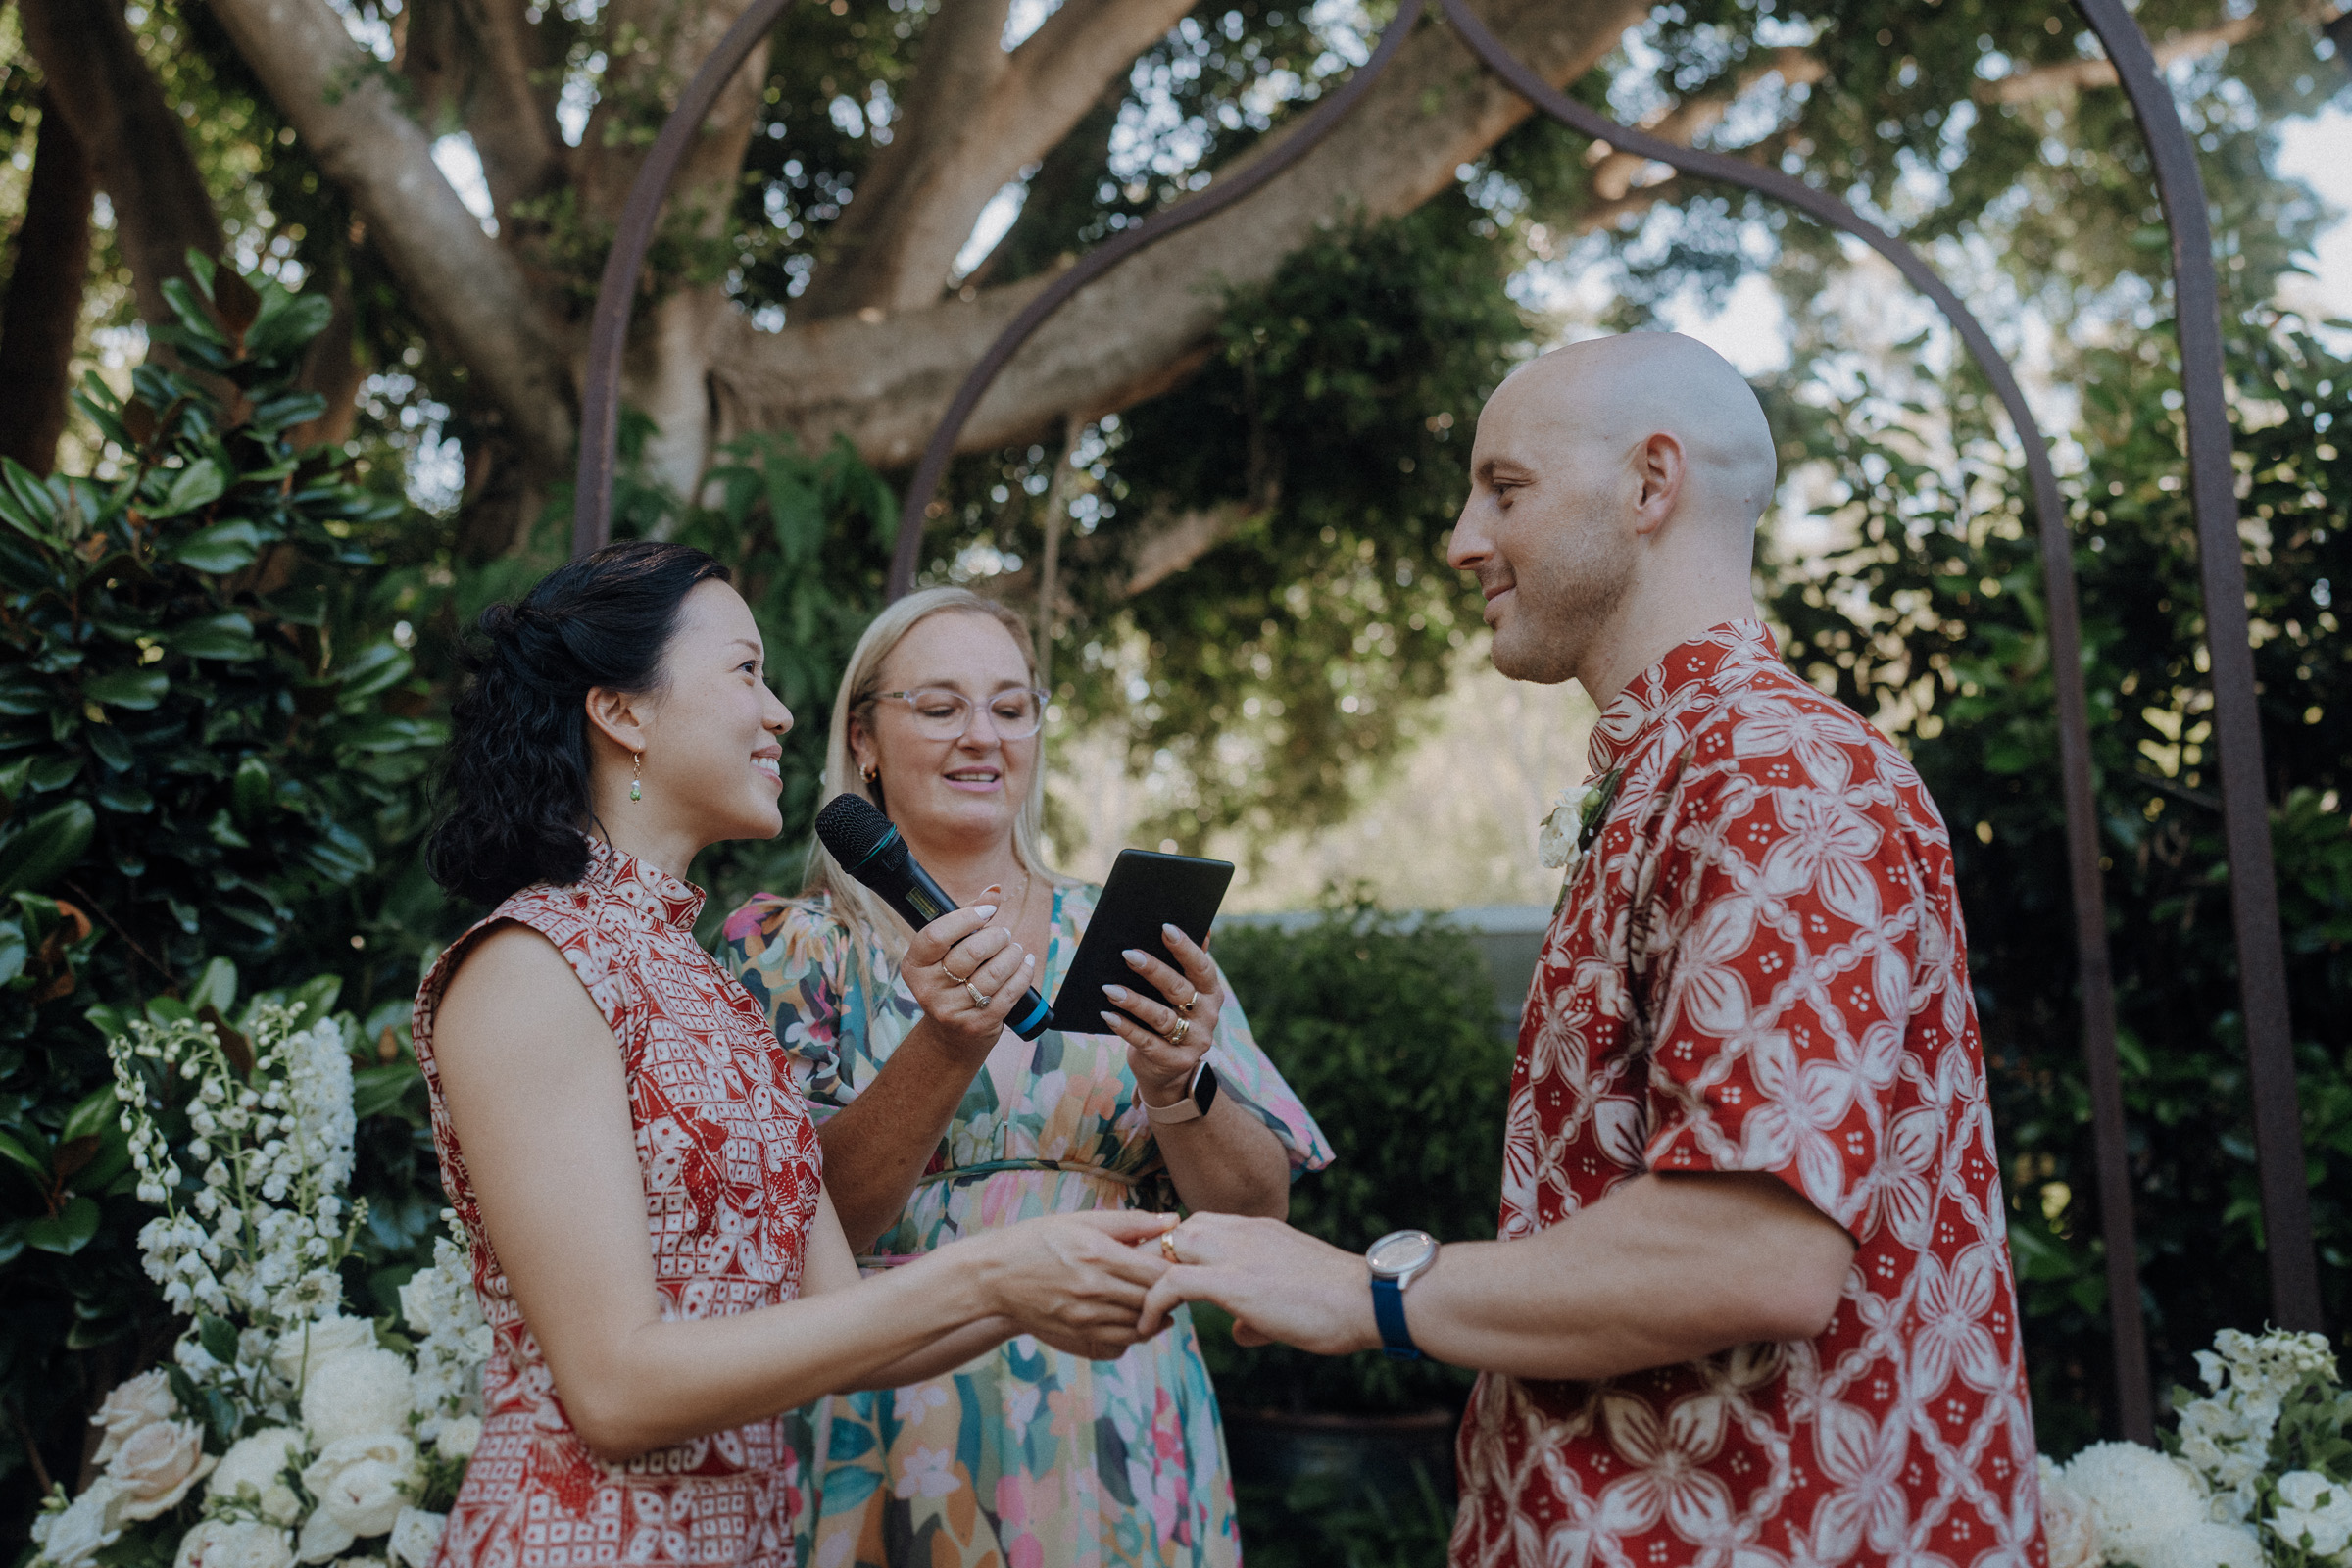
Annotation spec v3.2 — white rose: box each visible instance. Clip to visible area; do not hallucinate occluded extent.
[35,1479,128,1568]
[90,1369,179,1466]
[1536,785,1592,871]
[269,1315,382,1393]
[2142,1520,2266,1568]
[297,1436,420,1561]
[300,1348,414,1446]
[388,1507,446,1568]
[106,1418,218,1521]
[2061,1442,2209,1567]
[432,1414,481,1461]
[174,1518,296,1568]
[206,1428,307,1526]
[2035,1458,2100,1568]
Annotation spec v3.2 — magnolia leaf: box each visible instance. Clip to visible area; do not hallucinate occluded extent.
[169,519,264,573]
[155,459,229,518]
[168,612,262,662]
[23,1196,99,1255]
[213,269,263,345]
[195,1312,241,1366]
[82,666,170,710]
[0,801,94,898]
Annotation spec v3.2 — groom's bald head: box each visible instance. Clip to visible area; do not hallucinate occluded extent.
[1448,334,1778,688]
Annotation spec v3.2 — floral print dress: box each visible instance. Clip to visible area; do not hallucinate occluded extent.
[721,884,1332,1568]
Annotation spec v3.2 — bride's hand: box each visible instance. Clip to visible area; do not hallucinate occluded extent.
[957,1211,1178,1357]
[902,898,1037,1060]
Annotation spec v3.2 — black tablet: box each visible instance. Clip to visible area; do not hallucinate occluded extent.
[1047,849,1236,1034]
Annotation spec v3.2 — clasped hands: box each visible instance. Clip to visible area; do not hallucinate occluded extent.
[949,1210,1378,1363]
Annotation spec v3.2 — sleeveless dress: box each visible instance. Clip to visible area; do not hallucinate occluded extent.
[721,884,1333,1568]
[412,842,826,1568]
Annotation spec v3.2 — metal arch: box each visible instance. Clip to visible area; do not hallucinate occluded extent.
[567,0,2325,1430]
[1433,0,2150,1439]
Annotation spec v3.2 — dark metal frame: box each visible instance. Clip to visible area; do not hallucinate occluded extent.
[569,0,2327,1434]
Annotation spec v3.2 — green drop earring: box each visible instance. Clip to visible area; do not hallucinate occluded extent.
[630,752,643,803]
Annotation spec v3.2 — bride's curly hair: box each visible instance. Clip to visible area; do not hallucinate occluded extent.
[427,540,730,906]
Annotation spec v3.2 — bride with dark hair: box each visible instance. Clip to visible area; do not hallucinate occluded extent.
[414,541,1174,1568]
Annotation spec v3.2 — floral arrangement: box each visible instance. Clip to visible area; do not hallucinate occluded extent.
[1536,767,1623,880]
[2041,1328,2352,1568]
[25,992,488,1568]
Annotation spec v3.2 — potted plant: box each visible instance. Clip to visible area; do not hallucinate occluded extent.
[1206,894,1514,1561]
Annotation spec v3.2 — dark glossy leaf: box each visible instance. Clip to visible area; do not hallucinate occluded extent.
[0,801,95,897]
[0,1129,47,1186]
[351,1061,421,1120]
[333,714,446,753]
[86,725,134,772]
[168,519,264,573]
[188,956,237,1015]
[96,779,153,814]
[0,672,48,717]
[332,641,412,703]
[60,1084,120,1145]
[82,667,170,710]
[196,1312,241,1366]
[154,460,228,518]
[213,269,263,343]
[0,922,25,986]
[168,612,262,662]
[233,757,273,826]
[23,1196,99,1255]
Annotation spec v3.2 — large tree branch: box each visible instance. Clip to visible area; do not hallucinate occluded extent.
[799,0,1197,317]
[0,90,95,473]
[1973,4,2328,103]
[18,0,220,327]
[211,0,575,467]
[1588,47,1822,201]
[456,0,568,216]
[712,0,1647,464]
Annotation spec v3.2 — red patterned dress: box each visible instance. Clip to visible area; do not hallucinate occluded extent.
[1451,621,2045,1568]
[412,841,825,1568]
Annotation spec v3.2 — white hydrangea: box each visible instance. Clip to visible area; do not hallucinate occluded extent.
[2060,1442,2211,1564]
[301,1348,416,1448]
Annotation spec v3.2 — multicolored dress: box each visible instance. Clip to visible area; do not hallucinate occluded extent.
[414,842,826,1568]
[721,883,1332,1568]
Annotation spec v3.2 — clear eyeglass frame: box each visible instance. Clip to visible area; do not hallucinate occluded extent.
[869,686,1051,741]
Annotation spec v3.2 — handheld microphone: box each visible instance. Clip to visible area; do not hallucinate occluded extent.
[813,793,1052,1041]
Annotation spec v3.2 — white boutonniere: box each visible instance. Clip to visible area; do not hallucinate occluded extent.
[1537,768,1625,878]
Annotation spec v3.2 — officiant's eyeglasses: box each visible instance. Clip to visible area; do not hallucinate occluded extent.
[871,687,1050,741]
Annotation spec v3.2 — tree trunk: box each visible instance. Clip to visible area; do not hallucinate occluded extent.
[0,89,96,474]
[17,0,220,328]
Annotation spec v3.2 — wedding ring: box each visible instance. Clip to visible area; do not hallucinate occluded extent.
[1168,1016,1191,1048]
[1159,1229,1183,1264]
[964,982,990,1008]
[943,962,973,985]
[1178,992,1196,1014]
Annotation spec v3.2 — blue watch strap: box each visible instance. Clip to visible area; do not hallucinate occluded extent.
[1371,1275,1421,1360]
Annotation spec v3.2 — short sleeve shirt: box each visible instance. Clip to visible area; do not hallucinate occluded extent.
[1451,621,2045,1568]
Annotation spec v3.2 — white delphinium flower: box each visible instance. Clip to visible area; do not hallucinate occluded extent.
[2061,1442,2210,1565]
[400,1219,489,1443]
[205,1428,308,1527]
[2174,1327,2341,1524]
[2272,1470,2352,1560]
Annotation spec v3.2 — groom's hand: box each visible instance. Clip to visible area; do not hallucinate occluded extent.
[1138,1214,1383,1355]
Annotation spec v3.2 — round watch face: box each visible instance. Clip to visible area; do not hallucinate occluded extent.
[1367,1229,1440,1278]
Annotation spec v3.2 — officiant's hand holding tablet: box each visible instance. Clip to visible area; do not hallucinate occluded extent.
[1051,850,1236,1115]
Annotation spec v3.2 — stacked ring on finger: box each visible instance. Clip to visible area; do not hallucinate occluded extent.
[1168,1016,1191,1047]
[964,981,990,1008]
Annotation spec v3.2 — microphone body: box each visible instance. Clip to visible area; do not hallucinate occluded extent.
[816,795,1052,1041]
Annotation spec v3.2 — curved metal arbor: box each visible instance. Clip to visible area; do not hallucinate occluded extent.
[570,0,2327,1436]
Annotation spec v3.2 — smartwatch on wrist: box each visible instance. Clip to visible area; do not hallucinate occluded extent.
[1366,1228,1440,1360]
[1143,1058,1220,1124]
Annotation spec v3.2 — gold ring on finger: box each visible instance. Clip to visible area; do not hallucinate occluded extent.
[1159,1229,1183,1264]
[964,982,990,1008]
[1178,992,1196,1013]
[943,962,972,985]
[1167,1015,1191,1048]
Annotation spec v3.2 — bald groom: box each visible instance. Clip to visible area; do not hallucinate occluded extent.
[1143,334,2046,1567]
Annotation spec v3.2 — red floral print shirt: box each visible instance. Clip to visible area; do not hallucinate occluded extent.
[1451,621,2045,1568]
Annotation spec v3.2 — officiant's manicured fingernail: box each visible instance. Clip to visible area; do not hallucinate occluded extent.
[1100,1010,1121,1029]
[974,904,997,918]
[1105,985,1132,1003]
[1162,924,1184,944]
[1124,949,1148,967]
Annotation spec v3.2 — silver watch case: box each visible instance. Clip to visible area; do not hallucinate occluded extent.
[1366,1228,1441,1290]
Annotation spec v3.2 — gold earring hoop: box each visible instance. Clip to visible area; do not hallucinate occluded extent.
[861,763,878,785]
[631,752,643,802]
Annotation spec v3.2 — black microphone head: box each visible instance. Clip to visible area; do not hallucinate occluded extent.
[815,793,898,875]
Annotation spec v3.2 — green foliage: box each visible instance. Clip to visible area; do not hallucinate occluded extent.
[1202,897,1510,1416]
[1231,1466,1456,1568]
[0,262,444,1532]
[1755,312,2352,1453]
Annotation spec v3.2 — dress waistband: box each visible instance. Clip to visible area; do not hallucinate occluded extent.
[915,1157,1140,1188]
